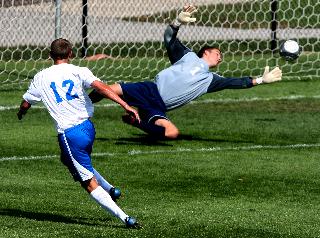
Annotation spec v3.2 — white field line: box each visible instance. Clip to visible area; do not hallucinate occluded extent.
[1,143,319,162]
[2,94,320,111]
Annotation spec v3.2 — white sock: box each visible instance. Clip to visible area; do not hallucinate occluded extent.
[93,168,113,192]
[90,186,128,223]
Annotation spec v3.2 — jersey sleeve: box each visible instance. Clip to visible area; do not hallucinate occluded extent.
[23,77,42,105]
[80,67,101,89]
[164,24,192,64]
[207,73,254,93]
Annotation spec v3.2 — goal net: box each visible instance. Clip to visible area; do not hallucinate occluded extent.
[0,0,319,88]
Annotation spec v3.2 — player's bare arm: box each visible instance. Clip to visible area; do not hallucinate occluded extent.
[88,83,123,103]
[91,80,140,122]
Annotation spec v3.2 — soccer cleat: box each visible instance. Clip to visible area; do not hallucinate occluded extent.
[125,216,141,229]
[109,187,121,202]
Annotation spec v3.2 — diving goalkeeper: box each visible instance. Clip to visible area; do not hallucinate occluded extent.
[89,4,282,140]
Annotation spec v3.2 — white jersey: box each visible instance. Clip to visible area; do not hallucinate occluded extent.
[23,63,99,133]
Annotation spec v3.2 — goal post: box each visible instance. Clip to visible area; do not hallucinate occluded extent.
[0,0,319,89]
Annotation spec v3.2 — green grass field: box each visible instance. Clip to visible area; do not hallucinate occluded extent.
[1,58,320,237]
[1,0,319,236]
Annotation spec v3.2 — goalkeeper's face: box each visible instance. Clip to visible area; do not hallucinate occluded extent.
[203,48,222,68]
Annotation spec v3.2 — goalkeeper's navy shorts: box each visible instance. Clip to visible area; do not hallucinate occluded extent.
[58,119,95,182]
[120,81,168,123]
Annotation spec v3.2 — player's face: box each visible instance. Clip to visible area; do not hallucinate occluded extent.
[205,49,222,68]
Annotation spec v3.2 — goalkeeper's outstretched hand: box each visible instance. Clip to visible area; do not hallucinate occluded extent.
[256,66,282,84]
[176,4,198,25]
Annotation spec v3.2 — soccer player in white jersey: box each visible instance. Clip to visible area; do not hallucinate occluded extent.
[89,4,282,140]
[17,38,141,228]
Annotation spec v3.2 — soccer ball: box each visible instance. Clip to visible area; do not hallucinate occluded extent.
[279,40,301,61]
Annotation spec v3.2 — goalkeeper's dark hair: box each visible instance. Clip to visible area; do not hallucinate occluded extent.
[50,38,73,60]
[197,45,221,58]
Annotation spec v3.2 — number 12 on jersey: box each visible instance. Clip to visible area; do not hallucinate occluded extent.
[50,80,79,103]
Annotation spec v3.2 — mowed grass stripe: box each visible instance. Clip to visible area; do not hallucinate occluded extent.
[1,143,319,162]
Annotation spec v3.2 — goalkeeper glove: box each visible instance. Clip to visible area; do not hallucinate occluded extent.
[173,4,198,27]
[255,66,282,84]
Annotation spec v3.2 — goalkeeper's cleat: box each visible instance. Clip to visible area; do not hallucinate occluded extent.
[125,216,141,229]
[109,187,121,202]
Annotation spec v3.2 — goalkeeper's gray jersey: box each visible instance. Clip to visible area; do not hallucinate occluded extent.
[155,51,213,110]
[155,24,253,111]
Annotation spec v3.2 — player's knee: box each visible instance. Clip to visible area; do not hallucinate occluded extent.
[165,127,179,139]
[154,118,179,139]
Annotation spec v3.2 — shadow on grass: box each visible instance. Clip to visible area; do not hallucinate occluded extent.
[0,208,123,228]
[115,137,173,146]
[97,134,173,146]
[97,133,253,145]
[177,134,254,143]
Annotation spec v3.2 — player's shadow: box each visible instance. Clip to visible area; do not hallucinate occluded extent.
[175,134,254,144]
[0,208,122,228]
[113,134,174,146]
[97,133,253,145]
[96,132,176,146]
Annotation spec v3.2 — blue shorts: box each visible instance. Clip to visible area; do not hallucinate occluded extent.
[58,119,95,182]
[120,81,168,123]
